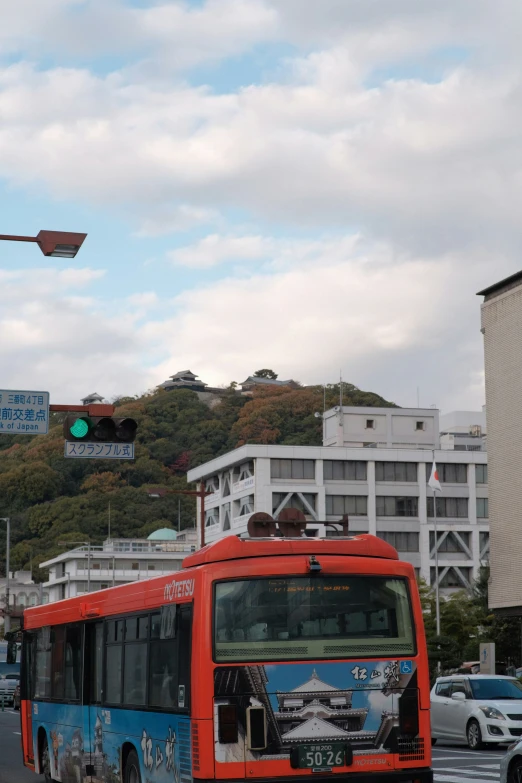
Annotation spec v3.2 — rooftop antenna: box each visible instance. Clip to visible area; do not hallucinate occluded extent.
[416,387,420,408]
[340,370,343,409]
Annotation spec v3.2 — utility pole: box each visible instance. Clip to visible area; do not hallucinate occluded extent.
[1,519,10,634]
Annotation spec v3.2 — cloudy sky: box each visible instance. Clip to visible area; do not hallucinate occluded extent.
[0,0,518,411]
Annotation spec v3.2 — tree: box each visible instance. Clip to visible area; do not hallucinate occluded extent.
[254,369,278,379]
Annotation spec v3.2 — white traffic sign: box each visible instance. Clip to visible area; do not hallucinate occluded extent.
[64,442,135,460]
[0,390,50,434]
[480,642,496,674]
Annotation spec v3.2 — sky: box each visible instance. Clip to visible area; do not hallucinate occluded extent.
[0,0,520,412]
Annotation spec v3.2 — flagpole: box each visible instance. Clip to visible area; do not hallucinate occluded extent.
[433,486,441,638]
[432,449,441,637]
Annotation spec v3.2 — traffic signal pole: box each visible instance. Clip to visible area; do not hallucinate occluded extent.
[50,403,115,416]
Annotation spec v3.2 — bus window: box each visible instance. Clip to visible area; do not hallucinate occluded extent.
[34,628,51,699]
[51,627,66,699]
[105,645,123,704]
[123,642,147,705]
[88,623,103,704]
[214,576,415,662]
[64,625,82,701]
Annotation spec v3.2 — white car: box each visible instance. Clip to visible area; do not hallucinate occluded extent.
[500,737,522,782]
[0,673,19,705]
[431,674,522,749]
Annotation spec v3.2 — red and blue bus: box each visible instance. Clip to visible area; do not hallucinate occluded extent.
[21,525,432,783]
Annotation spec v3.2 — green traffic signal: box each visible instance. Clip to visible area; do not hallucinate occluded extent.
[69,417,90,439]
[63,414,138,444]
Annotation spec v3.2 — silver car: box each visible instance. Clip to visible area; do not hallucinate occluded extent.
[501,739,522,782]
[431,675,522,749]
[0,673,19,705]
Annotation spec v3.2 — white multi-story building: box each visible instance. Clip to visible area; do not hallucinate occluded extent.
[188,408,489,594]
[439,409,486,452]
[0,571,49,625]
[41,528,197,603]
[323,406,440,449]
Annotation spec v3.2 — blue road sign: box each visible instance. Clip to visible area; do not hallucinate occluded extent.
[0,390,49,434]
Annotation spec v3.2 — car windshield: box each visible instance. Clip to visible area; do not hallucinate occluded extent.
[5,674,19,680]
[214,575,415,662]
[470,678,522,700]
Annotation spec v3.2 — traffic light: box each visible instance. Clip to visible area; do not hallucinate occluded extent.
[63,415,138,443]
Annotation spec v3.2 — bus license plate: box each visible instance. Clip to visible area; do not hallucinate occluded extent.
[297,744,345,769]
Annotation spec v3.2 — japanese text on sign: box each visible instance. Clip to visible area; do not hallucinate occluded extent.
[64,442,135,460]
[0,390,49,434]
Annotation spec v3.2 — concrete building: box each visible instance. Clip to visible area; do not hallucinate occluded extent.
[323,406,439,450]
[479,271,522,612]
[439,409,486,452]
[0,571,49,626]
[188,439,489,594]
[41,528,197,603]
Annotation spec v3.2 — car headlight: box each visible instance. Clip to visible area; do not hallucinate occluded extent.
[479,706,506,720]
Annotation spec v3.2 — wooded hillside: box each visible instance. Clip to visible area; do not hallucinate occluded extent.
[0,379,395,578]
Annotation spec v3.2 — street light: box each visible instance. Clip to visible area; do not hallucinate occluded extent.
[0,519,10,633]
[0,230,87,258]
[145,485,212,549]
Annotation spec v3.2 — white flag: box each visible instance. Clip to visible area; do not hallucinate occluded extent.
[428,461,442,493]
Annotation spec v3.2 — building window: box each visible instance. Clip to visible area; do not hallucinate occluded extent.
[479,532,490,556]
[431,567,471,588]
[376,496,418,517]
[365,419,375,429]
[377,532,419,552]
[476,464,488,484]
[131,562,139,570]
[238,495,254,517]
[205,476,219,493]
[272,492,317,515]
[270,459,315,480]
[326,495,368,516]
[205,509,220,527]
[427,497,468,518]
[375,462,417,482]
[415,421,425,431]
[476,498,489,518]
[429,532,470,553]
[222,477,231,497]
[323,460,367,481]
[425,463,467,483]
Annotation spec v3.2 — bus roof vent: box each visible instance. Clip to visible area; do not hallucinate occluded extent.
[247,512,278,538]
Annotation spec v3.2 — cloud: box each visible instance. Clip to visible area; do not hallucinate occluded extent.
[169,234,269,268]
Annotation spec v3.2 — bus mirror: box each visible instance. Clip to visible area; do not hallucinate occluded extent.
[160,604,178,639]
[246,706,267,750]
[6,641,17,664]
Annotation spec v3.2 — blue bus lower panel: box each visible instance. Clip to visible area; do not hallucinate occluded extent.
[31,701,192,783]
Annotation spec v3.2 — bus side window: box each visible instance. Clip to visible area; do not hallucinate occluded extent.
[35,628,52,700]
[149,612,177,709]
[91,623,103,704]
[64,625,82,701]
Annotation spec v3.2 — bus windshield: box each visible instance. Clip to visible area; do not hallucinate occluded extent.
[214,575,415,662]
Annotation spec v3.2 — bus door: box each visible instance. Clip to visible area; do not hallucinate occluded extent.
[84,622,104,782]
[21,631,35,767]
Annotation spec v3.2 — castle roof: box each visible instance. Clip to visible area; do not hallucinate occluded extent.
[281,717,351,741]
[287,669,338,693]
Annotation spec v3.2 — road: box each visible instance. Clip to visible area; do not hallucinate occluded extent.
[433,743,507,783]
[0,712,510,783]
[0,708,35,783]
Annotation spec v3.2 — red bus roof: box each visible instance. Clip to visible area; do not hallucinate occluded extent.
[182,534,398,568]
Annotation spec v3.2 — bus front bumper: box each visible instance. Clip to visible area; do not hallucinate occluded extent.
[196,772,433,783]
